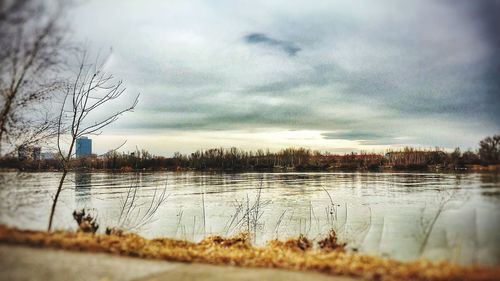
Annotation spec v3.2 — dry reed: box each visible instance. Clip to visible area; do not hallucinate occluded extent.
[0,225,498,281]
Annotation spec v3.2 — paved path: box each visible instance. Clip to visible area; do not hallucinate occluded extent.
[0,244,359,281]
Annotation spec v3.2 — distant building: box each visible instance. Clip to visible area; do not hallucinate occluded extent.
[17,146,41,161]
[17,146,30,160]
[41,152,55,160]
[33,147,41,160]
[76,137,92,158]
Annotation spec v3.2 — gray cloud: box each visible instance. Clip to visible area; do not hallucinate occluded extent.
[68,0,500,153]
[245,33,301,56]
[472,1,500,121]
[322,131,384,140]
[321,131,405,146]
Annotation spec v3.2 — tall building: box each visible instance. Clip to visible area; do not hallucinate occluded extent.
[76,137,92,158]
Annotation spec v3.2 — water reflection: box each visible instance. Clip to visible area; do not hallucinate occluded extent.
[75,173,92,207]
[480,172,500,187]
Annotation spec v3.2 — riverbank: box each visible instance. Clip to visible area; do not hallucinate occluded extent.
[2,164,500,173]
[0,225,498,281]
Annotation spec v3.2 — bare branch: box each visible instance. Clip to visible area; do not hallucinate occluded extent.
[48,50,139,231]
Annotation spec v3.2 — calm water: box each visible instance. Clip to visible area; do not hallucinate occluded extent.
[0,172,499,265]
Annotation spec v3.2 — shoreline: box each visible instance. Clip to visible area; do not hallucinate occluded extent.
[1,165,500,174]
[0,225,498,281]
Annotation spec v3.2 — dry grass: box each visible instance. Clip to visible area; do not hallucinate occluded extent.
[318,229,346,252]
[0,224,498,281]
[268,234,313,251]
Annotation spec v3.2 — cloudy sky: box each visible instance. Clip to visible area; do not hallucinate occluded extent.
[69,0,499,155]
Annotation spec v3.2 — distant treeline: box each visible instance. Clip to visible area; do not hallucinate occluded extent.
[1,135,499,172]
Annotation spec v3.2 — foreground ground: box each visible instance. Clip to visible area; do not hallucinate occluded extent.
[0,245,358,281]
[0,225,498,281]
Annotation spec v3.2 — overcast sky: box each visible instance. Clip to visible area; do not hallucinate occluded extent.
[69,0,500,155]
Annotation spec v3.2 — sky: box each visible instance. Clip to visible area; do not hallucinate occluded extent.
[68,0,500,156]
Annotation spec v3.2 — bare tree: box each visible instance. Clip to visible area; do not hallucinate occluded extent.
[0,0,67,155]
[479,135,500,165]
[47,51,138,231]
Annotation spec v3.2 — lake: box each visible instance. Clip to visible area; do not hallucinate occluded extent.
[0,172,499,265]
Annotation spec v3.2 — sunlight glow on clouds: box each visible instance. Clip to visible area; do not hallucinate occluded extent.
[93,129,411,156]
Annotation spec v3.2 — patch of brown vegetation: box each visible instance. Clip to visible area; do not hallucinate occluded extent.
[105,227,124,236]
[0,225,498,281]
[317,229,346,252]
[268,234,312,251]
[200,232,251,249]
[73,209,99,233]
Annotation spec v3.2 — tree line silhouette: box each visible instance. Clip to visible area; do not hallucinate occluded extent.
[1,135,499,172]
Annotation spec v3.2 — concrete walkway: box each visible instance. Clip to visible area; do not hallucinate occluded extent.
[0,244,359,281]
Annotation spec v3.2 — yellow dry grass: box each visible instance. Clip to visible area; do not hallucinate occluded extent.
[0,225,498,281]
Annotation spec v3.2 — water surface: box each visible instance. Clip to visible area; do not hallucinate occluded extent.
[1,172,499,265]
